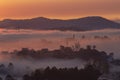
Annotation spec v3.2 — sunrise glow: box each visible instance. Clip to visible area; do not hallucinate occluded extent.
[0,0,119,20]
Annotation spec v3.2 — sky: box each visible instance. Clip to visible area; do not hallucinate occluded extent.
[0,0,120,20]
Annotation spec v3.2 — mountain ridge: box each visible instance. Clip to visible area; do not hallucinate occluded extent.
[0,16,120,31]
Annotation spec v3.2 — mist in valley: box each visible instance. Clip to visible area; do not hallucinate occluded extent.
[0,29,120,80]
[0,52,86,80]
[0,29,120,58]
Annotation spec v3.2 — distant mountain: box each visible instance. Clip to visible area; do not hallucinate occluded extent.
[0,16,120,31]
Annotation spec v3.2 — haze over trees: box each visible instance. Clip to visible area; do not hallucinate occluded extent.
[0,45,120,80]
[3,45,114,73]
[23,65,102,80]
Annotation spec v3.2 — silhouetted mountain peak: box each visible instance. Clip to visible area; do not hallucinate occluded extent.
[85,16,105,19]
[31,17,50,21]
[0,16,120,31]
[79,16,109,21]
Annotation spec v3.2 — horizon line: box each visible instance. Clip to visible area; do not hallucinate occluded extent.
[0,16,114,21]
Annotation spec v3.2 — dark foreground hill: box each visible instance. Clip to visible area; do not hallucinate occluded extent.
[0,16,120,31]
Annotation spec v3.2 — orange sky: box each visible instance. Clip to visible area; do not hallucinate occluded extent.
[0,0,120,20]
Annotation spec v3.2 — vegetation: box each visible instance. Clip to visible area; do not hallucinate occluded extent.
[0,45,116,80]
[22,65,101,80]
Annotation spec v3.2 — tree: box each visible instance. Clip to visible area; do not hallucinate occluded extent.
[23,74,31,80]
[5,75,15,80]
